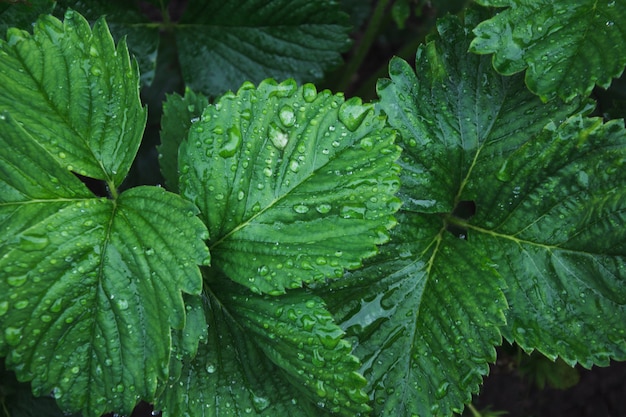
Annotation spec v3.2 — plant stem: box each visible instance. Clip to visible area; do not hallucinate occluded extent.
[467,403,482,417]
[336,0,393,93]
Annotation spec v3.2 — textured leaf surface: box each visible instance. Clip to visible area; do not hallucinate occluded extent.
[0,10,146,186]
[323,10,623,417]
[158,89,209,191]
[470,0,626,101]
[0,0,55,35]
[54,0,160,85]
[179,79,401,294]
[0,12,210,417]
[176,0,351,96]
[157,278,368,416]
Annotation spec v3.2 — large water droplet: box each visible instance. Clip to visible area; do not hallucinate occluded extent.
[218,126,242,158]
[279,105,296,127]
[19,233,50,252]
[496,159,512,182]
[293,204,310,214]
[7,275,27,287]
[269,123,289,150]
[0,301,8,316]
[4,326,22,346]
[315,203,332,214]
[302,83,317,103]
[340,203,366,219]
[338,97,371,132]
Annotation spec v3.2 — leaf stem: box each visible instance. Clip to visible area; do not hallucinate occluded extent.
[107,180,119,200]
[336,0,392,93]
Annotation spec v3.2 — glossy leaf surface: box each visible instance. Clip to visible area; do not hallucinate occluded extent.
[157,278,369,416]
[323,10,626,417]
[0,12,210,417]
[179,79,401,295]
[470,0,626,101]
[0,11,146,186]
[159,89,209,191]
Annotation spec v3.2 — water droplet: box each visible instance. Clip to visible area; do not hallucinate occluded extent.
[218,126,242,158]
[71,366,80,374]
[289,160,300,173]
[58,152,67,159]
[279,105,296,127]
[435,382,450,399]
[237,190,245,200]
[269,123,289,150]
[340,203,366,219]
[117,299,129,310]
[293,204,309,214]
[302,83,317,103]
[14,300,29,310]
[4,326,22,346]
[315,203,331,214]
[496,159,512,182]
[206,364,216,374]
[258,265,269,276]
[0,301,8,316]
[338,97,371,132]
[90,66,102,76]
[359,137,374,151]
[19,233,49,251]
[7,275,27,287]
[252,394,270,412]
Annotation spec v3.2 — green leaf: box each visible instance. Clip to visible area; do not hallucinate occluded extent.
[55,0,160,86]
[0,0,55,35]
[0,11,210,416]
[0,10,147,187]
[176,0,351,96]
[158,89,209,192]
[157,279,369,417]
[179,78,401,295]
[470,0,626,101]
[322,9,614,417]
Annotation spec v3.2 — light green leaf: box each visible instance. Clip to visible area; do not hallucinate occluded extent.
[157,278,368,417]
[0,10,147,187]
[176,0,351,96]
[470,0,626,101]
[0,113,210,416]
[322,9,618,417]
[158,89,209,192]
[0,10,210,416]
[180,78,401,295]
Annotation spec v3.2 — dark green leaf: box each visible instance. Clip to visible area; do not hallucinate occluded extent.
[0,0,55,35]
[176,0,351,96]
[470,0,626,101]
[0,10,147,187]
[179,78,401,295]
[321,9,618,417]
[157,280,366,416]
[55,0,160,86]
[158,89,209,191]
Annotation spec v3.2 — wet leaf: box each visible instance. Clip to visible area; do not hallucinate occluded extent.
[176,0,351,96]
[54,0,160,86]
[179,78,401,295]
[0,10,146,186]
[470,0,626,101]
[157,278,369,416]
[322,9,626,417]
[159,89,209,191]
[0,12,209,417]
